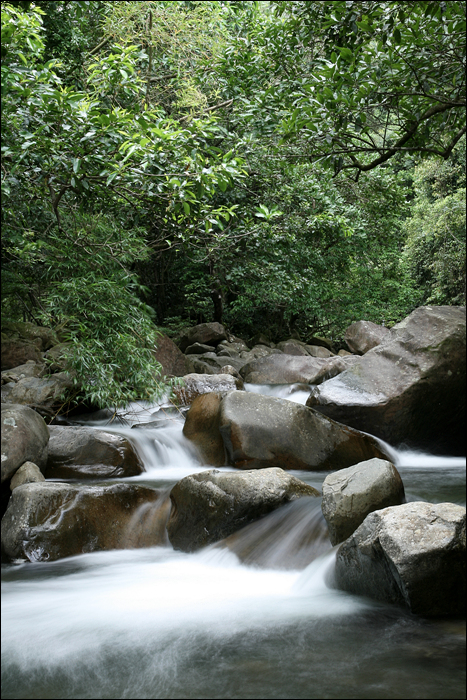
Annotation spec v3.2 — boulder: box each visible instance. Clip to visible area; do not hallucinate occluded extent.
[305,345,335,358]
[178,322,228,352]
[334,501,466,617]
[167,467,320,552]
[1,481,162,562]
[1,404,49,483]
[240,353,350,385]
[1,360,46,384]
[307,306,466,454]
[185,342,215,355]
[189,353,246,375]
[344,320,390,355]
[182,393,226,466]
[182,391,386,471]
[306,336,335,352]
[321,458,405,545]
[1,340,43,371]
[10,461,45,490]
[6,372,74,407]
[45,425,144,479]
[153,333,194,377]
[1,320,59,351]
[173,373,243,407]
[276,340,310,356]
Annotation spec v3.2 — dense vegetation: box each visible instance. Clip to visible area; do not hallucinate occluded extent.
[1,0,465,408]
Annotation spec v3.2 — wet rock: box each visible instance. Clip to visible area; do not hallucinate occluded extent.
[45,426,144,479]
[214,391,386,471]
[153,333,194,377]
[1,481,162,562]
[307,306,466,454]
[10,461,45,490]
[182,393,226,466]
[344,320,390,355]
[179,322,227,352]
[321,458,405,545]
[334,501,466,617]
[167,467,320,553]
[173,373,243,407]
[1,404,49,483]
[240,353,349,385]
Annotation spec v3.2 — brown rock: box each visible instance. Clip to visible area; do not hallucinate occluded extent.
[1,482,162,562]
[154,333,194,377]
[182,393,227,466]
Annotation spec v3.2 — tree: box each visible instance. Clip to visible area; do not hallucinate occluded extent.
[216,1,466,176]
[1,1,245,408]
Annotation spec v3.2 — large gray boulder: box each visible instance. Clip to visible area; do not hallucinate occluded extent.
[334,501,466,617]
[1,481,162,562]
[183,391,386,470]
[167,467,319,552]
[1,404,49,483]
[307,306,466,454]
[240,353,352,385]
[45,426,144,479]
[173,373,243,407]
[344,320,390,354]
[321,458,405,545]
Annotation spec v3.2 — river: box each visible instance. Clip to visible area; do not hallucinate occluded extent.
[1,384,465,699]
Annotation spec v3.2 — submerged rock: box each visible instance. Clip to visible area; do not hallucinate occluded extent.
[308,306,466,454]
[321,458,405,545]
[1,481,162,562]
[334,501,466,617]
[45,425,144,479]
[1,403,49,483]
[167,467,319,553]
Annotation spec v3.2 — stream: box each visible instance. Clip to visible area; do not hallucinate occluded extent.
[2,383,465,699]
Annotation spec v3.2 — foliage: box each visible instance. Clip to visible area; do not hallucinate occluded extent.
[1,1,245,408]
[401,138,466,306]
[1,0,465,414]
[215,1,466,174]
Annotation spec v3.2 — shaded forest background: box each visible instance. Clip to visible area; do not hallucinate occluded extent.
[1,0,465,407]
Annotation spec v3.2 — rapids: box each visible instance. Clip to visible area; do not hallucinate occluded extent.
[2,384,465,699]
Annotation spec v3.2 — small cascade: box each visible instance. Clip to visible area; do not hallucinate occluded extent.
[123,489,172,549]
[215,496,331,570]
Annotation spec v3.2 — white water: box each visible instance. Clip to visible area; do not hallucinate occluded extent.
[2,384,465,699]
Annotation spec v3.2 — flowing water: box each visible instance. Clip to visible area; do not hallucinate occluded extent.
[2,384,465,699]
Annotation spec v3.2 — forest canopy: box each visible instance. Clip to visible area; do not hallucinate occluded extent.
[1,0,465,408]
